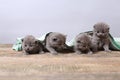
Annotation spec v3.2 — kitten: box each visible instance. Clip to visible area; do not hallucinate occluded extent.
[22,35,43,55]
[74,33,92,54]
[91,22,111,52]
[44,32,67,55]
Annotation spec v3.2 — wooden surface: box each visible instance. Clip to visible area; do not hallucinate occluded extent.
[0,44,120,80]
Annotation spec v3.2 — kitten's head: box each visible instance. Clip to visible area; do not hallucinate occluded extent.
[22,35,40,53]
[93,22,110,38]
[75,34,91,51]
[48,32,66,48]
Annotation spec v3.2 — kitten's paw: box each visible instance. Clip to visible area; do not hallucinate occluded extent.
[105,49,111,53]
[51,52,58,55]
[24,52,29,55]
[87,51,93,54]
[23,51,29,55]
[39,51,44,54]
[51,51,58,55]
[76,51,82,55]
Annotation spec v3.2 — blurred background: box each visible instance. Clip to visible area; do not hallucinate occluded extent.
[0,0,120,44]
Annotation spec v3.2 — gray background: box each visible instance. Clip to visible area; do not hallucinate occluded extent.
[0,0,120,44]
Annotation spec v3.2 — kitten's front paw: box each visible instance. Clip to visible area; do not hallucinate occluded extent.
[75,51,82,54]
[23,51,29,55]
[51,52,58,55]
[39,51,44,54]
[105,49,111,53]
[50,51,58,55]
[87,51,93,54]
[24,52,29,55]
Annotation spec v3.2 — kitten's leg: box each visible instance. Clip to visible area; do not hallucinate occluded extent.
[39,48,44,54]
[92,44,98,52]
[23,50,29,55]
[38,42,45,54]
[91,40,98,52]
[87,49,93,54]
[75,50,82,54]
[46,45,58,55]
[39,50,44,54]
[103,44,111,52]
[103,39,111,52]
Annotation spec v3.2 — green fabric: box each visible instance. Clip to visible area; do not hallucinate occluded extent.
[12,38,22,51]
[109,35,120,50]
[12,32,120,51]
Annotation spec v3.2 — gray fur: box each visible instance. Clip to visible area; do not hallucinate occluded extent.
[74,33,93,54]
[22,35,43,55]
[45,32,67,55]
[91,22,111,52]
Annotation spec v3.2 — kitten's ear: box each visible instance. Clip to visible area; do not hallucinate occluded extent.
[107,27,110,31]
[21,38,24,42]
[35,40,41,44]
[93,25,96,29]
[35,40,39,44]
[64,35,67,38]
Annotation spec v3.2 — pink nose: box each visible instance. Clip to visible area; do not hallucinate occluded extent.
[99,33,102,35]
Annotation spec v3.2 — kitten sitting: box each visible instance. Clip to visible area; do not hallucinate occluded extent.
[22,35,43,55]
[74,33,92,54]
[44,32,67,55]
[91,22,111,52]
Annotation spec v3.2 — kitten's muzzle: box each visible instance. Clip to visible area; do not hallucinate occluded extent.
[97,33,105,38]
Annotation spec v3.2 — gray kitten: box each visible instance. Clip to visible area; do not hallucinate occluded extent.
[91,22,111,52]
[22,35,43,55]
[74,33,92,54]
[45,32,67,55]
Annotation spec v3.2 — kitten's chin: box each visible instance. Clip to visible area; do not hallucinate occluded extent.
[52,43,63,47]
[25,50,31,54]
[25,49,34,53]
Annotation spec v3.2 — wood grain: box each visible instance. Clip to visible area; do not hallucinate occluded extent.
[0,44,120,80]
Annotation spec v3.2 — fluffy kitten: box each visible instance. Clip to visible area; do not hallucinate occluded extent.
[91,22,111,52]
[74,33,92,54]
[44,32,67,55]
[22,35,43,55]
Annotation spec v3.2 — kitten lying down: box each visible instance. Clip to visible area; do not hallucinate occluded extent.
[74,33,93,54]
[91,22,111,52]
[43,32,69,55]
[22,35,44,55]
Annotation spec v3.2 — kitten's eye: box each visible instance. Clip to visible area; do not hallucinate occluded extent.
[53,38,57,41]
[97,31,99,33]
[83,45,86,47]
[24,45,27,47]
[102,31,105,33]
[77,41,81,43]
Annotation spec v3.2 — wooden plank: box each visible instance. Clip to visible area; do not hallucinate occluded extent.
[0,44,120,80]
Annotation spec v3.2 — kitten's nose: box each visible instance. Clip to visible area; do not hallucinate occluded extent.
[83,46,86,48]
[99,33,102,35]
[27,48,29,51]
[98,33,103,37]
